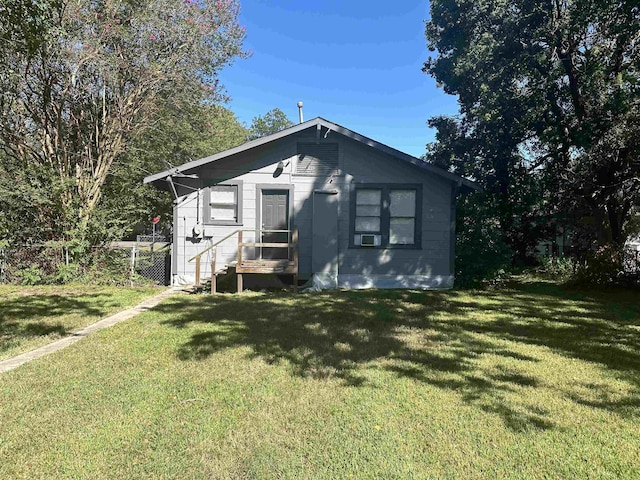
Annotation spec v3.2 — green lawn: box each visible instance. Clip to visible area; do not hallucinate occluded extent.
[0,279,638,478]
[0,285,162,360]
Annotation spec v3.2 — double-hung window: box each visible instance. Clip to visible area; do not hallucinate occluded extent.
[355,189,382,233]
[204,181,243,225]
[351,184,421,248]
[389,189,417,245]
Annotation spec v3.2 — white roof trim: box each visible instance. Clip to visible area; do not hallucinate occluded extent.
[143,117,480,190]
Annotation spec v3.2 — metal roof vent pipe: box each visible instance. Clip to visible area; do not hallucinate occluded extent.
[297,101,304,123]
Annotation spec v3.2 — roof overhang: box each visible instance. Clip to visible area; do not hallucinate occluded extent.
[144,117,481,192]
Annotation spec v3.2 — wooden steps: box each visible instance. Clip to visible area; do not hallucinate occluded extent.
[235,229,298,293]
[236,260,297,274]
[191,228,298,295]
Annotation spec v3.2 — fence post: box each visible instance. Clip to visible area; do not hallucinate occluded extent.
[130,244,136,287]
[0,249,5,284]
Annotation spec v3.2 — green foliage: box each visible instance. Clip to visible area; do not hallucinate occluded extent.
[625,209,640,241]
[426,118,551,266]
[572,245,626,286]
[79,249,133,286]
[1,245,165,286]
[539,256,575,283]
[425,0,640,268]
[0,0,246,245]
[455,193,513,287]
[0,0,62,55]
[2,245,61,284]
[247,108,294,140]
[92,103,247,242]
[51,262,82,284]
[0,153,58,244]
[13,265,45,286]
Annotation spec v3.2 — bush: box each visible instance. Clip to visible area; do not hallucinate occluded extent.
[455,194,513,288]
[80,248,132,286]
[1,245,163,286]
[52,262,83,284]
[539,256,575,282]
[3,246,58,284]
[571,245,625,286]
[14,264,45,285]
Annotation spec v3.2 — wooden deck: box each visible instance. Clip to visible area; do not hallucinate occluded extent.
[236,259,298,274]
[192,229,298,294]
[235,230,298,292]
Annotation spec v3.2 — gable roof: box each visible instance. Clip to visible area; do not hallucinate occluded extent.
[143,117,480,191]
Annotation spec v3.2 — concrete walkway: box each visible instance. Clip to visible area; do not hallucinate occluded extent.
[0,287,181,374]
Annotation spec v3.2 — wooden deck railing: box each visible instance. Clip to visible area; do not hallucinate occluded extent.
[188,229,241,293]
[189,228,298,293]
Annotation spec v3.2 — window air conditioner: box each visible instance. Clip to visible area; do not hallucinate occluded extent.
[360,234,376,247]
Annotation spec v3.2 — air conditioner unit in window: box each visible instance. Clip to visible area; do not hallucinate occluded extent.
[360,234,376,247]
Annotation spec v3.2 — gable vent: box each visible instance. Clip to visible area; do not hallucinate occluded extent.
[295,143,339,176]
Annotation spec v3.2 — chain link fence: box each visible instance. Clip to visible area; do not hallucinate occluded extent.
[0,243,171,286]
[131,244,172,285]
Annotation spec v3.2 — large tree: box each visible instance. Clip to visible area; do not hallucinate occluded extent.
[424,0,640,251]
[94,102,248,241]
[0,0,246,244]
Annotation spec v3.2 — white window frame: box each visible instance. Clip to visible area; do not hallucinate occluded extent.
[203,181,243,226]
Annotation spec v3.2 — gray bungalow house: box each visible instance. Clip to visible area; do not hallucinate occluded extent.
[144,117,478,289]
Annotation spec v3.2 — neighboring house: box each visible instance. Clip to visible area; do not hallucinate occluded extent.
[144,117,479,289]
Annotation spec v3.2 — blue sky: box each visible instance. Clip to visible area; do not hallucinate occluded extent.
[218,0,459,158]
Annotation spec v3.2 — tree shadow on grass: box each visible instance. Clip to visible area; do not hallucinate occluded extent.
[0,293,129,356]
[0,294,107,322]
[156,281,640,431]
[451,281,640,417]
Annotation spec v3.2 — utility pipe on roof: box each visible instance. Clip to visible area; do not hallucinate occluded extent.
[297,101,303,123]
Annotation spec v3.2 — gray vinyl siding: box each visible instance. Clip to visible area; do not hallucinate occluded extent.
[171,130,454,282]
[337,136,452,277]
